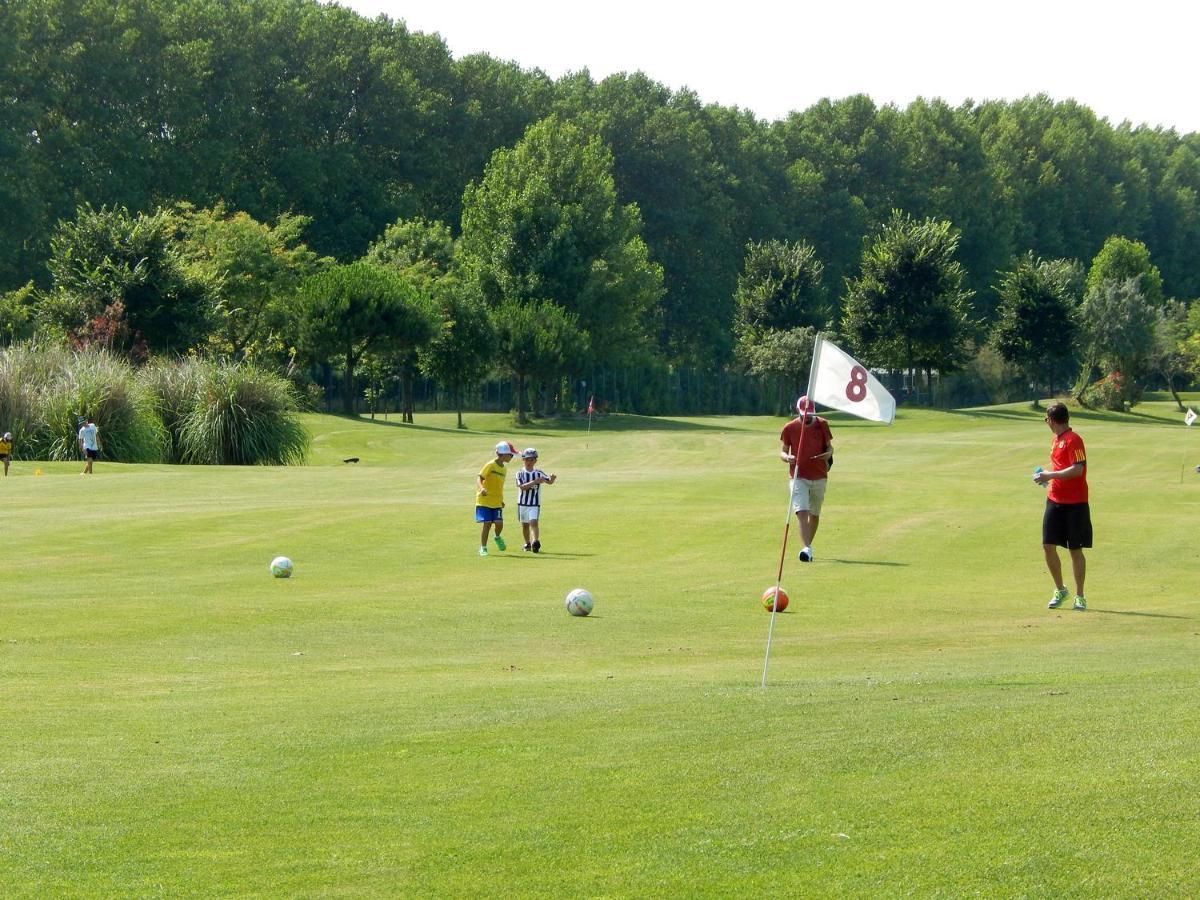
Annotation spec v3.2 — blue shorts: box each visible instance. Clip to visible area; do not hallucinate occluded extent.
[475,506,503,523]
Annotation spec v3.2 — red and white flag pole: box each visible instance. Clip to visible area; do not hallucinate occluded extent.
[762,337,821,687]
[761,334,896,686]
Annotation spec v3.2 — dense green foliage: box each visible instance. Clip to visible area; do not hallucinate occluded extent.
[295,262,436,413]
[459,116,663,369]
[3,0,1200,409]
[417,282,495,428]
[42,205,216,356]
[174,203,328,358]
[1074,279,1162,404]
[733,240,828,409]
[843,212,974,390]
[992,254,1082,400]
[1085,235,1165,307]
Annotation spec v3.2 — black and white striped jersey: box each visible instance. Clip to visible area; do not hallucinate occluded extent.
[516,468,546,506]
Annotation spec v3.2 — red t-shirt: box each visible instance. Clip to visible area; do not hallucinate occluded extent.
[780,416,832,480]
[1047,429,1088,504]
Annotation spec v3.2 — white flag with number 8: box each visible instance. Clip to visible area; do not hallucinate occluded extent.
[807,335,896,424]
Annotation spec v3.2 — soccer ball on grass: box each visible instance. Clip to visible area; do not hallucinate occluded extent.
[761,586,788,612]
[565,588,594,616]
[270,556,294,578]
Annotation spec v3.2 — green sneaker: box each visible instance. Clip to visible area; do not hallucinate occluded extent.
[1048,587,1069,609]
[478,546,488,557]
[1073,595,1087,611]
[494,534,506,551]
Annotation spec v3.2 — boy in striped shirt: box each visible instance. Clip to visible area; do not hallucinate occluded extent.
[516,448,556,553]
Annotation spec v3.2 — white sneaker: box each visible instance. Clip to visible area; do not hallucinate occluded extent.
[478,546,488,557]
[798,547,813,562]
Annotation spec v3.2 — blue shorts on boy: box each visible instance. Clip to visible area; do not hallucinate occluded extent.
[475,506,503,523]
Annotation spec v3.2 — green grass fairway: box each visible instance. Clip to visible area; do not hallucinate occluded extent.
[2,399,1199,896]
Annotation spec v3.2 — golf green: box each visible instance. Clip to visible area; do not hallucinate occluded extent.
[1,398,1197,896]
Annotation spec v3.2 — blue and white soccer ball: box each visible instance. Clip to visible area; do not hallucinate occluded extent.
[565,587,594,617]
[270,556,294,578]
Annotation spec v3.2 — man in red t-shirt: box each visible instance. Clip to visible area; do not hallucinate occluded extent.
[779,395,834,562]
[1033,402,1091,610]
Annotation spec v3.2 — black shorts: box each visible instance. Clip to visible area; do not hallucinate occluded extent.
[85,448,99,460]
[1043,500,1092,549]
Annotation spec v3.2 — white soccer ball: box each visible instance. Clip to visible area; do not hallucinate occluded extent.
[565,587,594,617]
[270,556,294,578]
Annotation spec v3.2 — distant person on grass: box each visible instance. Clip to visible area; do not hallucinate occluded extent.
[779,395,833,563]
[476,440,517,557]
[515,447,557,553]
[0,431,12,476]
[1033,402,1090,611]
[78,416,102,475]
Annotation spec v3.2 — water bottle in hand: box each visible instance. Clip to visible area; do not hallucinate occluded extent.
[1033,466,1046,487]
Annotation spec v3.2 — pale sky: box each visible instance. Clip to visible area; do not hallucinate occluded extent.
[337,0,1199,134]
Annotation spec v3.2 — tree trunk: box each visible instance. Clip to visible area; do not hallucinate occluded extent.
[1166,374,1184,411]
[1072,363,1095,404]
[343,347,356,415]
[515,373,528,424]
[457,384,465,429]
[402,370,414,423]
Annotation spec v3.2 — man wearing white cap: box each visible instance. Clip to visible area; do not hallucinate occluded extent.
[779,395,833,562]
[475,440,517,556]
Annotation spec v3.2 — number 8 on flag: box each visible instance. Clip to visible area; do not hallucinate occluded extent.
[807,335,896,424]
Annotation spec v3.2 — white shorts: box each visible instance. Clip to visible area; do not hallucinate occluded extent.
[789,477,827,516]
[518,505,540,524]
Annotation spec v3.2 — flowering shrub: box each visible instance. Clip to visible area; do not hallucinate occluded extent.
[1081,370,1131,411]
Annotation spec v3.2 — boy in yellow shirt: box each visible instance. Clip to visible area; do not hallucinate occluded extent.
[476,441,517,556]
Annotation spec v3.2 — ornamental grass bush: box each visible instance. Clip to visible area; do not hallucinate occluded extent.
[137,357,206,463]
[0,345,43,456]
[0,345,308,465]
[0,344,165,461]
[146,359,309,465]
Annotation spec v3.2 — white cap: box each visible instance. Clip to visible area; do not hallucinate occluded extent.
[796,395,815,414]
[2,432,10,441]
[494,441,516,456]
[521,448,538,459]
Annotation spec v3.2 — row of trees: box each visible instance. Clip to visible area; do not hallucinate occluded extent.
[6,164,1197,425]
[5,0,1200,372]
[736,221,1200,412]
[3,0,1199,415]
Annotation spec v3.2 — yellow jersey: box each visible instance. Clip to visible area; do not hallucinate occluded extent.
[0,439,11,456]
[476,459,507,508]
